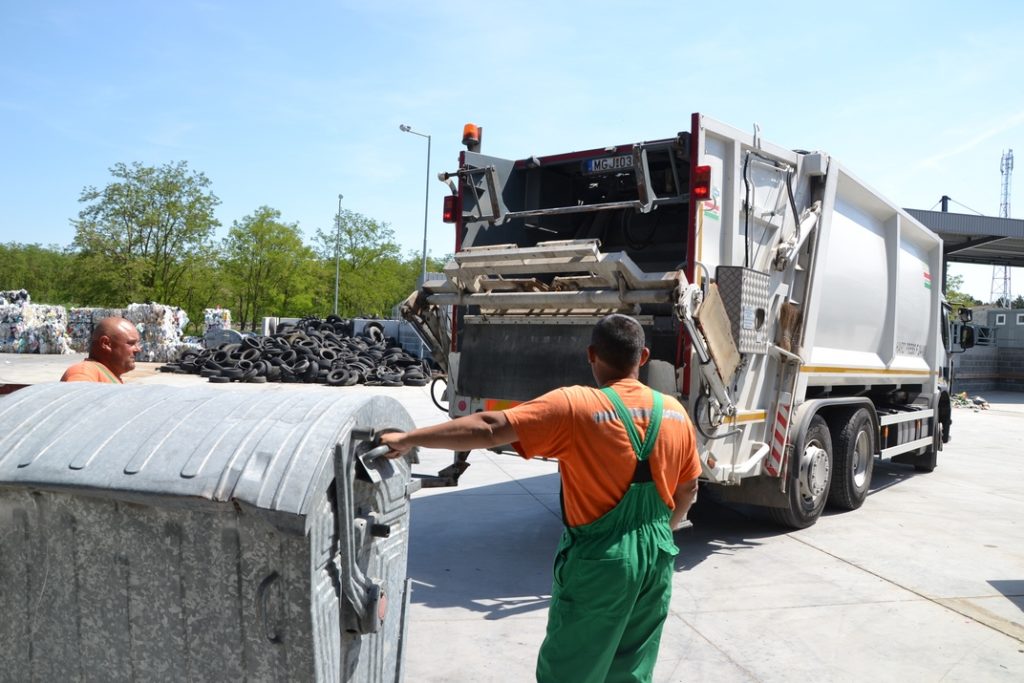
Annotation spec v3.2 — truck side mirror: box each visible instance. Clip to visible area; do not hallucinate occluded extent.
[959,326,975,350]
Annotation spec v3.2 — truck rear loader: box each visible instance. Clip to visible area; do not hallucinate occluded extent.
[405,114,969,528]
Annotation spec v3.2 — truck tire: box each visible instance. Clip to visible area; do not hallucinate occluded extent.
[913,432,938,472]
[769,415,832,529]
[827,408,875,510]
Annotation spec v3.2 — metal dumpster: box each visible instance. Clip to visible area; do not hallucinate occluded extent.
[0,382,419,682]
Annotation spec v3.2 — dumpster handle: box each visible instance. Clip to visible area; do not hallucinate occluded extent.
[335,433,387,635]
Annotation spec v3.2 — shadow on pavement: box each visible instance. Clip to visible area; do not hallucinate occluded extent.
[988,580,1024,614]
[864,458,928,497]
[406,473,562,620]
[406,463,937,619]
[407,474,789,618]
[674,494,788,572]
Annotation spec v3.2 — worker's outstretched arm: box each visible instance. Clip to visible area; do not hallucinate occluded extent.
[670,477,699,530]
[379,411,517,458]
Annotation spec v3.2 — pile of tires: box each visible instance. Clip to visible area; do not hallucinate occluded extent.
[158,316,431,387]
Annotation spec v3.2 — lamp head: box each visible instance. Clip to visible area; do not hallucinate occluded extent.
[399,124,411,132]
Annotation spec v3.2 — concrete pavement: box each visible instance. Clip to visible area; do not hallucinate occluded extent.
[403,394,1024,682]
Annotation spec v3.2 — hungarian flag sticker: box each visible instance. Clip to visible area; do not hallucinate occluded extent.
[924,271,932,289]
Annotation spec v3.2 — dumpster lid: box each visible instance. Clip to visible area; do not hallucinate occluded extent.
[0,383,414,519]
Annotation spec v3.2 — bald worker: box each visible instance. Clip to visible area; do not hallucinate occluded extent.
[61,317,141,384]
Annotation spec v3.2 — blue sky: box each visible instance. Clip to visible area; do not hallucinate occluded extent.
[2,1,1022,301]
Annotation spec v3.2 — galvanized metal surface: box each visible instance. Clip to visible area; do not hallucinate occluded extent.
[715,266,771,355]
[0,382,417,682]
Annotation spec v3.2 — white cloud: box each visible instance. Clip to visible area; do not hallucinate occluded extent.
[913,110,1024,171]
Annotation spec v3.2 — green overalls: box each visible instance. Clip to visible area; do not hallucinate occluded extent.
[536,387,679,683]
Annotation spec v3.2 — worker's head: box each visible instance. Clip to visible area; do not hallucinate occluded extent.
[89,317,141,378]
[588,314,649,384]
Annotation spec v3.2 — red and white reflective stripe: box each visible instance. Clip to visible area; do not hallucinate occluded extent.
[766,399,791,476]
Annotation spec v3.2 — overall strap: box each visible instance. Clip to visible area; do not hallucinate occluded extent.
[600,386,664,461]
[89,360,121,384]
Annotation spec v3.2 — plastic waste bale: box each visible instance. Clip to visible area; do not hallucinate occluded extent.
[125,302,192,363]
[0,299,73,354]
[204,307,232,333]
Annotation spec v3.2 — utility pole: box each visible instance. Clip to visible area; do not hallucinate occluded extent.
[333,193,343,315]
[399,124,431,286]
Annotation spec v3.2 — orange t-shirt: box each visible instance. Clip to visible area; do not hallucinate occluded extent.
[505,378,701,527]
[60,360,122,384]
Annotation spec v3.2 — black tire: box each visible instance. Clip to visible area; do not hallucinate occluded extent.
[919,418,944,471]
[430,376,449,412]
[208,375,230,383]
[828,408,875,511]
[769,415,833,529]
[246,376,267,384]
[326,368,349,386]
[378,370,403,384]
[303,360,320,382]
[914,429,938,472]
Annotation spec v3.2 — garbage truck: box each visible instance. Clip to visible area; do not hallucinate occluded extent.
[403,114,970,529]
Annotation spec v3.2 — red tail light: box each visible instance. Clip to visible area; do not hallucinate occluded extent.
[443,195,457,223]
[693,164,712,200]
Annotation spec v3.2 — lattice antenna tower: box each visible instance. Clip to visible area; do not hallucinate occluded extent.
[990,149,1013,305]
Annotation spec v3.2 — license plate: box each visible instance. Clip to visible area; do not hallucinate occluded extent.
[584,155,633,173]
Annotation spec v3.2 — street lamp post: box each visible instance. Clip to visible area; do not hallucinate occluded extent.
[333,193,343,315]
[399,124,431,286]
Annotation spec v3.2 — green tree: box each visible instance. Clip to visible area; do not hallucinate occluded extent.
[222,206,317,329]
[312,209,408,317]
[72,161,220,305]
[944,273,981,319]
[176,245,228,335]
[1011,295,1024,309]
[0,243,77,304]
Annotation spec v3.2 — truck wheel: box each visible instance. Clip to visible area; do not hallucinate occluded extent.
[827,408,875,510]
[892,424,938,473]
[914,425,939,472]
[769,415,832,529]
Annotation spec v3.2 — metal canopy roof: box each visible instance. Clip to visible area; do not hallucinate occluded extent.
[906,209,1024,266]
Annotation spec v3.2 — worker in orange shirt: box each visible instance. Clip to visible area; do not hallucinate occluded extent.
[381,313,701,682]
[61,317,141,384]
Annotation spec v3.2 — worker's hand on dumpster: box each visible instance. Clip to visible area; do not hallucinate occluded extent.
[379,432,412,458]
